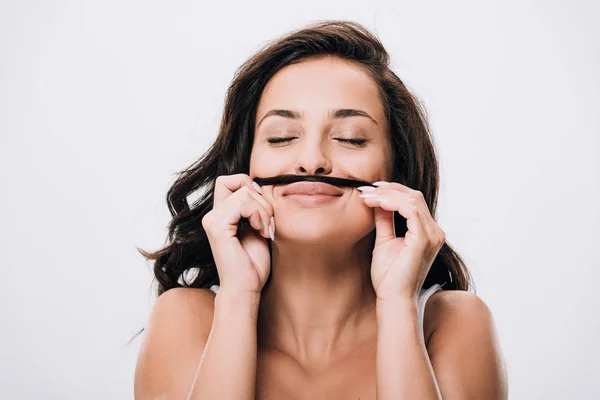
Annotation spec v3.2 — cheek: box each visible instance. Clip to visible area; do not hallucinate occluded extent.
[347,148,391,177]
[351,193,376,228]
[249,153,268,179]
[249,149,283,177]
[249,150,258,173]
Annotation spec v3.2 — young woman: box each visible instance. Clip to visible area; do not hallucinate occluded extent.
[134,20,508,400]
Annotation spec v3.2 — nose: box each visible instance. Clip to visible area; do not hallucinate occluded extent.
[294,138,332,176]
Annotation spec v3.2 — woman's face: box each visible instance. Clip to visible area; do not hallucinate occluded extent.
[250,56,393,245]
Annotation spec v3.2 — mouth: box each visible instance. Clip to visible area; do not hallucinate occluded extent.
[282,182,345,196]
[284,192,342,207]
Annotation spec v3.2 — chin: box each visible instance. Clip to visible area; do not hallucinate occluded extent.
[274,215,372,247]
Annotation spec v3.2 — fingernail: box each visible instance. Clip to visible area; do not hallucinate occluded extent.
[252,181,263,193]
[359,193,379,198]
[270,216,275,241]
[372,181,389,186]
[357,186,377,192]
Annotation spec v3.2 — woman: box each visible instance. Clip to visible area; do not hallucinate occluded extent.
[134,20,508,399]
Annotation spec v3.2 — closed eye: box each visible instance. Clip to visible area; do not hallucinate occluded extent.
[267,137,368,146]
[267,137,296,144]
[337,138,367,146]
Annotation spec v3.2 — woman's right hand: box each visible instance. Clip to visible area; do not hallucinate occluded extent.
[201,174,274,294]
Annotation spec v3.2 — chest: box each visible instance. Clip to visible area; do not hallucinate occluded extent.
[254,289,442,399]
[255,346,377,400]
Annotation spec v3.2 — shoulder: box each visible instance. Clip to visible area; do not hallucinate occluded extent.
[425,289,496,346]
[134,287,216,399]
[150,288,215,330]
[153,287,217,317]
[425,289,509,399]
[428,289,492,321]
[144,287,217,345]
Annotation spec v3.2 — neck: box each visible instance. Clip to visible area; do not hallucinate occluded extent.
[257,231,377,365]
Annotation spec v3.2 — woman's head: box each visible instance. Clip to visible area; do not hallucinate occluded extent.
[250,56,392,245]
[138,19,473,300]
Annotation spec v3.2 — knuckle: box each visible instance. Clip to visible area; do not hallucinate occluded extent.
[412,190,424,201]
[234,173,251,186]
[241,187,254,199]
[426,232,436,244]
[439,231,446,244]
[231,185,248,199]
[201,212,213,229]
[260,199,273,213]
[239,191,257,209]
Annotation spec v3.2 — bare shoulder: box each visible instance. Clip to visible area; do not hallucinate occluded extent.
[134,287,217,399]
[427,289,492,322]
[146,287,217,340]
[425,289,497,347]
[424,289,509,399]
[158,286,216,317]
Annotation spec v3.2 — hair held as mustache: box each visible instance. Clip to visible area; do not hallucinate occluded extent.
[252,174,371,188]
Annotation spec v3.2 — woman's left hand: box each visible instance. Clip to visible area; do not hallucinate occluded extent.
[359,181,446,302]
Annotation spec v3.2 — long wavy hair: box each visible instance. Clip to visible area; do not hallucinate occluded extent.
[129,20,474,343]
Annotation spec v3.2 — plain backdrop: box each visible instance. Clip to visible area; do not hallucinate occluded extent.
[1,0,599,399]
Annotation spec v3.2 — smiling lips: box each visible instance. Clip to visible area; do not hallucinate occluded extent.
[282,182,344,196]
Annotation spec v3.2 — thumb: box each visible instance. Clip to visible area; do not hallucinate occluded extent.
[373,206,395,246]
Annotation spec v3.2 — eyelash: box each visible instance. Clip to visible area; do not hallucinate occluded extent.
[267,137,368,146]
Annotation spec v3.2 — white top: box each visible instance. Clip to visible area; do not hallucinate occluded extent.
[208,283,442,341]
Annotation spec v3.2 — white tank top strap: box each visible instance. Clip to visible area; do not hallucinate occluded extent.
[417,283,443,340]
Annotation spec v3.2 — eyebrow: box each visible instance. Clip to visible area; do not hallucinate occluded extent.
[256,108,379,129]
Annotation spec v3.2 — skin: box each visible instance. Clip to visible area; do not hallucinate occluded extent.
[134,56,508,399]
[251,56,391,361]
[249,56,393,397]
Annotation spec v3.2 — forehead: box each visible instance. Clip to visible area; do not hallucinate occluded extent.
[255,57,384,125]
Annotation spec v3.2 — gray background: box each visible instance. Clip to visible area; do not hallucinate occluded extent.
[1,0,598,398]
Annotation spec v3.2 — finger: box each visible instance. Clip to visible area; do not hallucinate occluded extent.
[372,205,395,246]
[373,182,435,221]
[392,190,434,240]
[244,188,275,239]
[372,181,413,193]
[362,190,426,244]
[213,174,272,237]
[234,187,272,239]
[400,190,444,247]
[381,189,445,251]
[210,186,268,239]
[245,184,274,218]
[374,186,438,242]
[410,196,444,246]
[240,201,264,234]
[213,174,256,205]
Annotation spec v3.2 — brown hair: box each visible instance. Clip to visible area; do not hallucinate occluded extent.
[129,20,474,343]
